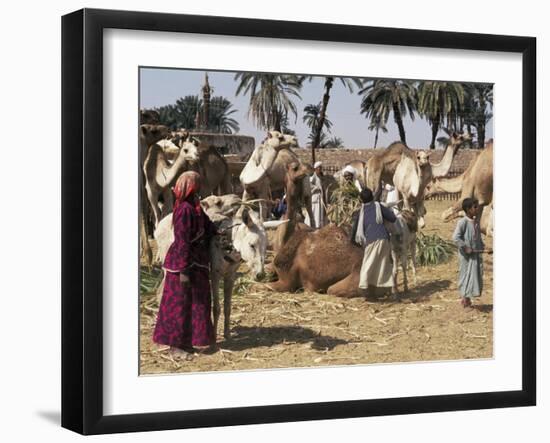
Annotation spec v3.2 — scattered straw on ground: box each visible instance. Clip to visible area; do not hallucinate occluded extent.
[140,200,493,375]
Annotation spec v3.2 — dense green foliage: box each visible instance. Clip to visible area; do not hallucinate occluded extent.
[156,95,239,133]
[415,233,456,266]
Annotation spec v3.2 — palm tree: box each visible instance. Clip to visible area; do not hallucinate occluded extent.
[322,136,345,149]
[156,104,179,130]
[208,97,240,134]
[463,83,493,148]
[174,95,201,129]
[279,112,296,136]
[306,76,362,162]
[417,81,465,149]
[368,116,388,148]
[359,79,417,145]
[155,95,240,134]
[303,103,332,133]
[303,103,333,149]
[234,73,302,132]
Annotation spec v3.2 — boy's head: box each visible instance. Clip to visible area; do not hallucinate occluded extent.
[462,197,480,218]
[360,188,374,204]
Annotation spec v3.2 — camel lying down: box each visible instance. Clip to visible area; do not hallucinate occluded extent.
[268,224,365,297]
[269,211,420,297]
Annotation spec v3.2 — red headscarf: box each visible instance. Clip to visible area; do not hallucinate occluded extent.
[172,171,202,216]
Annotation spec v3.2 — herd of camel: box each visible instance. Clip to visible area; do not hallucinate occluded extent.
[138,110,494,338]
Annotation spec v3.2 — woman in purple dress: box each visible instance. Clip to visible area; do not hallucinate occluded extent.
[153,171,217,354]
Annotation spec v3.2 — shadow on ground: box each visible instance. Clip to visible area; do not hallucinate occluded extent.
[397,279,453,303]
[220,325,348,351]
[473,303,493,313]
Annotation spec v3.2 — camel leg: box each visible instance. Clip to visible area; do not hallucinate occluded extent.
[410,240,418,286]
[139,177,153,266]
[146,184,162,227]
[161,188,173,219]
[223,275,234,339]
[221,170,233,195]
[140,212,152,267]
[327,271,361,298]
[367,168,382,200]
[391,250,399,294]
[211,273,221,341]
[156,272,165,304]
[401,253,408,293]
[268,275,297,293]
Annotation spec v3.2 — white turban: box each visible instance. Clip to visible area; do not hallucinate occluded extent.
[343,165,357,176]
[314,161,323,169]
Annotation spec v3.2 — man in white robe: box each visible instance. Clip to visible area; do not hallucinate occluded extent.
[343,165,362,192]
[309,161,326,228]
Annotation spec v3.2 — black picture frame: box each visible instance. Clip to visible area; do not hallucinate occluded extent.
[61,8,536,435]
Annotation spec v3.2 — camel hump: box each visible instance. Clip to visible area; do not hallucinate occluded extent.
[273,227,310,272]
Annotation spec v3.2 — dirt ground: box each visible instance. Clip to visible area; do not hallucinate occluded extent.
[139,200,493,375]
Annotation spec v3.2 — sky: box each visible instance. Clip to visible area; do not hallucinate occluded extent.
[139,67,493,150]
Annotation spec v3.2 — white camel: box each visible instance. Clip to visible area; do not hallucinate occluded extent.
[143,135,200,226]
[154,203,267,339]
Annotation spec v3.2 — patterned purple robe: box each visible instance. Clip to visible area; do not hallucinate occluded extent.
[153,200,217,348]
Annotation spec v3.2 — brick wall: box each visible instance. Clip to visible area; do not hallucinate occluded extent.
[294,148,479,174]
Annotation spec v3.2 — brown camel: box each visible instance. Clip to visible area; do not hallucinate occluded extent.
[191,143,233,196]
[425,141,493,222]
[268,162,364,296]
[140,109,160,125]
[241,133,315,225]
[367,132,468,226]
[138,124,170,266]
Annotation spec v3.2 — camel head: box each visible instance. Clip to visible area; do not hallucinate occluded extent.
[201,194,242,218]
[441,205,461,223]
[139,109,160,125]
[173,134,200,163]
[139,124,170,146]
[233,208,267,279]
[286,161,308,184]
[283,134,300,150]
[264,130,291,151]
[416,151,431,168]
[171,128,190,140]
[448,131,472,151]
[240,131,292,186]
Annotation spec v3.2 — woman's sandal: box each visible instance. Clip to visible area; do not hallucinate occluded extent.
[169,346,196,361]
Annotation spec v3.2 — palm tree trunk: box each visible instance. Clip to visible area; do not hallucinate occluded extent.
[273,110,281,132]
[268,77,282,132]
[392,101,407,144]
[430,119,440,150]
[311,77,333,163]
[477,94,487,149]
[477,123,486,149]
[374,127,379,148]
